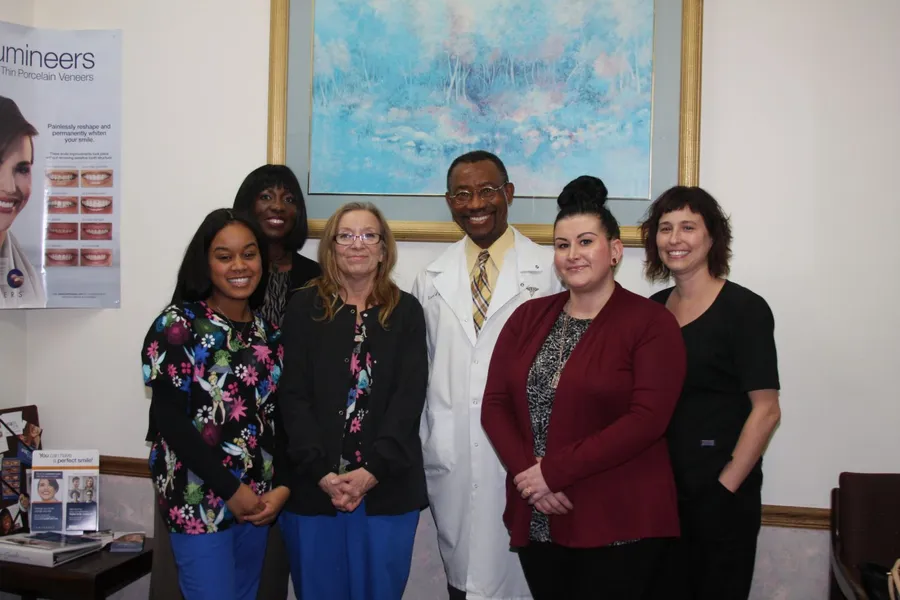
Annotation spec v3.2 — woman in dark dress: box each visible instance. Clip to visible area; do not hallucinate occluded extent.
[642,186,782,600]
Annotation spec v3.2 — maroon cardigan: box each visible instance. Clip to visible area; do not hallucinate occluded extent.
[481,284,686,548]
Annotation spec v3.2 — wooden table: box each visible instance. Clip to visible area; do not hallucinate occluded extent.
[0,539,153,600]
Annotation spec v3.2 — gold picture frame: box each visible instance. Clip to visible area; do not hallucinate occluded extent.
[267,0,704,247]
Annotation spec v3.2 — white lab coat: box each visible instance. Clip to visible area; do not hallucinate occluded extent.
[411,228,562,600]
[0,232,46,308]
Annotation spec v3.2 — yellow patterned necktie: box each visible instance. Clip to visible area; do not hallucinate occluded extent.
[472,249,492,335]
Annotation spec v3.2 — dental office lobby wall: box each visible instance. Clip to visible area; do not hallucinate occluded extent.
[1,1,898,599]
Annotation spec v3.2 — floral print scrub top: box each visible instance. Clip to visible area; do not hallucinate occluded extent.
[142,301,284,534]
[339,323,374,474]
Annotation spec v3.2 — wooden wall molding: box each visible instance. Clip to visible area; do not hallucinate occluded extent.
[100,455,149,478]
[761,504,830,530]
[99,456,829,530]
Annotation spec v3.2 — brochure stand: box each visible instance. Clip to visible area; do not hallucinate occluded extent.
[0,405,41,536]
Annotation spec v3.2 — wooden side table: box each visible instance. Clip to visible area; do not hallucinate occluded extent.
[0,538,153,600]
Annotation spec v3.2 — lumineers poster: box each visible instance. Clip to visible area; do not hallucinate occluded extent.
[0,21,121,309]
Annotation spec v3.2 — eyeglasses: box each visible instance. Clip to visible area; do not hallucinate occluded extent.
[447,183,508,205]
[334,232,383,246]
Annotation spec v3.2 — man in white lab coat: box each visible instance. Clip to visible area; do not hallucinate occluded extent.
[411,151,561,600]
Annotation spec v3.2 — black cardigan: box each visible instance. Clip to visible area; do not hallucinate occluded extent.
[278,286,429,516]
[288,252,322,296]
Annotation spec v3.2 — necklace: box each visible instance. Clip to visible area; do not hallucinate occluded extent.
[549,312,571,390]
[212,302,254,347]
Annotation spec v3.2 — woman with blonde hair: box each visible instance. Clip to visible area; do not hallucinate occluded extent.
[278,202,428,600]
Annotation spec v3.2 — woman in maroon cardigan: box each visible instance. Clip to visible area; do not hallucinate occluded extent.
[481,176,687,599]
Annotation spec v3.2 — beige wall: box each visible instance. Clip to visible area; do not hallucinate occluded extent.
[21,0,272,456]
[3,0,899,597]
[19,0,900,510]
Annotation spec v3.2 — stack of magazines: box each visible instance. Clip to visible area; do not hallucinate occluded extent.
[0,530,145,567]
[0,531,104,567]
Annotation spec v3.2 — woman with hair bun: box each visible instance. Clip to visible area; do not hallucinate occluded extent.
[481,176,688,599]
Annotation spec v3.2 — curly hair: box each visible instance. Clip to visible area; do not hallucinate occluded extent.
[641,186,733,282]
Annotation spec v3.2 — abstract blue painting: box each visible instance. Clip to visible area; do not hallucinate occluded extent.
[309,0,654,198]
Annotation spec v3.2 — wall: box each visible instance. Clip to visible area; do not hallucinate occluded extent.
[699,0,900,509]
[6,0,899,598]
[25,0,272,457]
[0,314,27,409]
[24,0,900,511]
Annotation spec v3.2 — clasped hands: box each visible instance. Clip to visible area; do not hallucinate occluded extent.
[319,468,378,512]
[228,483,291,526]
[513,457,573,515]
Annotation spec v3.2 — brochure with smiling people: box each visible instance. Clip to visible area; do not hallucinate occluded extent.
[30,450,99,533]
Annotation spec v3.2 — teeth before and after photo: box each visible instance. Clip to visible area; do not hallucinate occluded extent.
[43,174,114,267]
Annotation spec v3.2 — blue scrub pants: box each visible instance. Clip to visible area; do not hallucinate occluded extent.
[169,521,269,600]
[279,501,419,600]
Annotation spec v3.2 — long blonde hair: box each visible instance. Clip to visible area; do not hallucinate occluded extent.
[309,202,400,327]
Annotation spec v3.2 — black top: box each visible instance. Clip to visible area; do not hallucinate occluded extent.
[651,281,780,494]
[278,286,429,516]
[261,252,322,326]
[288,252,322,297]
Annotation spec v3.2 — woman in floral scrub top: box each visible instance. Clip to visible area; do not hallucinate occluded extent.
[141,208,289,600]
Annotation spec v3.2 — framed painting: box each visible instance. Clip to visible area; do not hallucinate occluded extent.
[268,0,703,246]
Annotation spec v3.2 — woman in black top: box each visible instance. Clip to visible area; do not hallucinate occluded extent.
[278,202,428,600]
[231,165,321,599]
[233,164,322,327]
[641,186,781,600]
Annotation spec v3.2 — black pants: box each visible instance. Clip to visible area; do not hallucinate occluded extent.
[517,538,666,600]
[655,476,762,600]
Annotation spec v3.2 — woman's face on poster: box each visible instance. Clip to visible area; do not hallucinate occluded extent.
[0,512,11,533]
[0,135,33,234]
[37,478,56,501]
